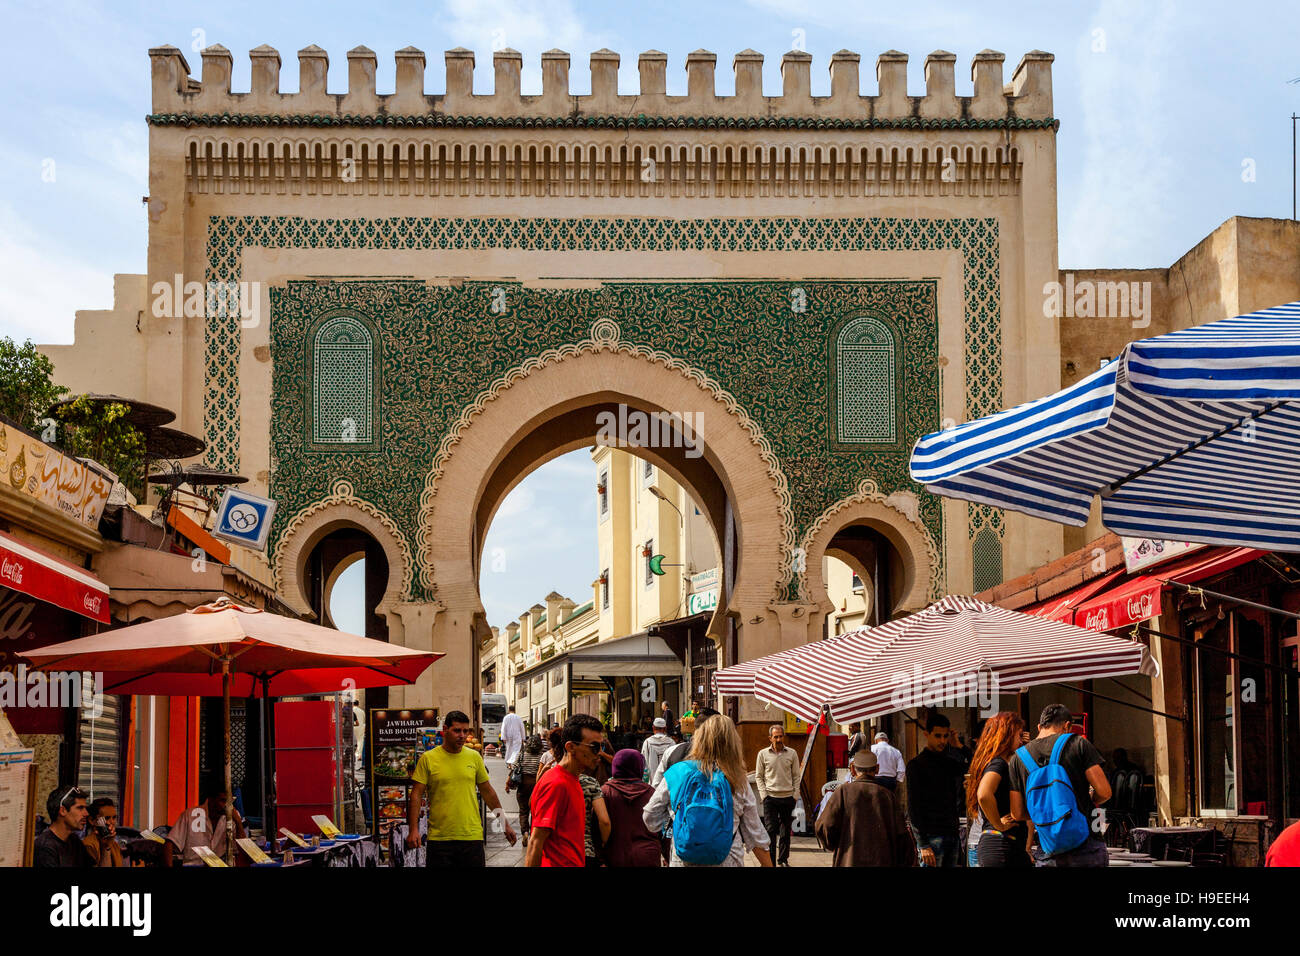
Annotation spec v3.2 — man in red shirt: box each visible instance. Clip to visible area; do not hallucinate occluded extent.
[524,713,604,867]
[1266,820,1300,866]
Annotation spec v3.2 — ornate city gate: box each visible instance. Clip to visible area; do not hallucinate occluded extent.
[49,43,1063,716]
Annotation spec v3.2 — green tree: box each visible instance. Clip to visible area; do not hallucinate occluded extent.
[0,337,67,433]
[51,395,147,500]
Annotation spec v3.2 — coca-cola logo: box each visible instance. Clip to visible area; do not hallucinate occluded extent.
[83,593,103,615]
[1,557,23,585]
[1083,608,1110,631]
[1126,592,1154,621]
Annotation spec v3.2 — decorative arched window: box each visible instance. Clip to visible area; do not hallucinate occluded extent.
[971,528,1003,593]
[311,314,376,447]
[834,315,898,444]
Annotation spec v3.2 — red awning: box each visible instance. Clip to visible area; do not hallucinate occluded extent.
[0,531,109,623]
[1071,547,1264,632]
[1023,569,1126,622]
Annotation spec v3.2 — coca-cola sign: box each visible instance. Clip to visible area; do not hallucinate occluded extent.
[1126,592,1155,622]
[0,536,109,624]
[1082,608,1110,632]
[1,556,24,586]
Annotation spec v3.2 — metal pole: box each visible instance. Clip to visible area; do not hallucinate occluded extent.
[1292,113,1296,220]
[1136,622,1299,677]
[1048,681,1184,722]
[262,675,277,844]
[1161,578,1300,621]
[794,705,826,802]
[222,657,234,865]
[258,693,268,847]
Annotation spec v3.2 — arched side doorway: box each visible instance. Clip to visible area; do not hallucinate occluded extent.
[802,479,940,622]
[419,336,797,717]
[275,481,412,623]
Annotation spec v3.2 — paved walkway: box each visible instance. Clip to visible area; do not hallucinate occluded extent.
[482,755,830,867]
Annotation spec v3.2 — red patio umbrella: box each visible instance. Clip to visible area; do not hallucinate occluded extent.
[23,598,442,862]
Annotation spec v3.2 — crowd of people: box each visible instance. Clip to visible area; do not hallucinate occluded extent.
[466,701,1196,868]
[414,700,1134,868]
[33,700,1300,869]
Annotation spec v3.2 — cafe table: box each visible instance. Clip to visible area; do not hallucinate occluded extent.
[1129,826,1219,861]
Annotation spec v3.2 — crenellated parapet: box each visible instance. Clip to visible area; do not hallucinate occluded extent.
[148,45,1056,126]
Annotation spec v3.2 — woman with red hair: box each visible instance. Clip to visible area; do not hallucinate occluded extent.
[966,712,1033,867]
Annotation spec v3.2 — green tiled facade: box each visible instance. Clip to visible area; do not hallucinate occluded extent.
[205,215,1003,600]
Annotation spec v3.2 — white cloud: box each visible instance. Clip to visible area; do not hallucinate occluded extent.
[744,0,980,34]
[0,202,114,344]
[438,0,617,92]
[1061,0,1180,268]
[480,450,597,627]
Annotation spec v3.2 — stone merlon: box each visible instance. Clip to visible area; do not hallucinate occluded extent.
[146,45,1056,122]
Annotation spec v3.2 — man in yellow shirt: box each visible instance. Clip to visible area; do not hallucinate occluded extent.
[406,710,516,867]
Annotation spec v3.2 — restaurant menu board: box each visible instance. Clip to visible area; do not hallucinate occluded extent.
[368,708,439,860]
[0,750,36,867]
[237,838,272,863]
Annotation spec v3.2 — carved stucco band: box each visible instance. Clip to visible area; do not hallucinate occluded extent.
[417,318,797,600]
[799,477,943,611]
[274,478,414,615]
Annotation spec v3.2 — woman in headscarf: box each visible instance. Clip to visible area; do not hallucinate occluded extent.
[599,749,662,867]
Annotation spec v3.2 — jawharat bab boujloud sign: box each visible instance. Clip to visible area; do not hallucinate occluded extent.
[0,422,113,528]
[687,567,719,615]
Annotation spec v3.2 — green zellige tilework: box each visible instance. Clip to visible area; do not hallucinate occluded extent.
[205,216,1004,597]
[269,278,944,602]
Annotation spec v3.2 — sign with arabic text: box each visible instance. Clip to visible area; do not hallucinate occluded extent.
[0,422,112,528]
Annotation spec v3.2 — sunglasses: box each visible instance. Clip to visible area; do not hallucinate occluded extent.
[60,786,88,808]
[572,741,602,754]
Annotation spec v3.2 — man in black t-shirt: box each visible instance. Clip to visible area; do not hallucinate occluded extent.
[1008,704,1112,867]
[906,711,966,867]
[34,786,92,868]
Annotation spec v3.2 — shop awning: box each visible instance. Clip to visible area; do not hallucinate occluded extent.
[568,631,683,679]
[1023,569,1126,623]
[0,530,109,623]
[1070,546,1264,632]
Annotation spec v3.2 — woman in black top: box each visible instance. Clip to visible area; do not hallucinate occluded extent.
[513,734,545,843]
[965,712,1032,868]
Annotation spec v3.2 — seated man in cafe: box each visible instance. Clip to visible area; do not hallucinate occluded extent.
[163,788,245,866]
[34,786,92,868]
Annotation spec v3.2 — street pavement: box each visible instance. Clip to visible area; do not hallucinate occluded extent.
[482,754,827,867]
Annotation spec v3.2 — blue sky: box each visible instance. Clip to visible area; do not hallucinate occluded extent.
[4,0,1298,630]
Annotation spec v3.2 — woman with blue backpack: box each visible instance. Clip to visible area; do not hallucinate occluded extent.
[642,714,773,867]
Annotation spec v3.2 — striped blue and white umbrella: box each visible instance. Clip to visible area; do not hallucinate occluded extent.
[910,301,1300,550]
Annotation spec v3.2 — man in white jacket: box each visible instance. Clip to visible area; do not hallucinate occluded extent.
[641,718,676,780]
[501,705,525,767]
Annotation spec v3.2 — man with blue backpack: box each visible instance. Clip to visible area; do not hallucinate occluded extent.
[1008,704,1113,867]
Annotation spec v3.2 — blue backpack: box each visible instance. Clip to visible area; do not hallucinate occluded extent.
[1016,733,1090,856]
[664,760,735,865]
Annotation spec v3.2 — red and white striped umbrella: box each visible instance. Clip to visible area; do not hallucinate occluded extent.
[713,595,1156,723]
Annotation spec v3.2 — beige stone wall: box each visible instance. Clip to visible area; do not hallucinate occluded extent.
[40,273,149,398]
